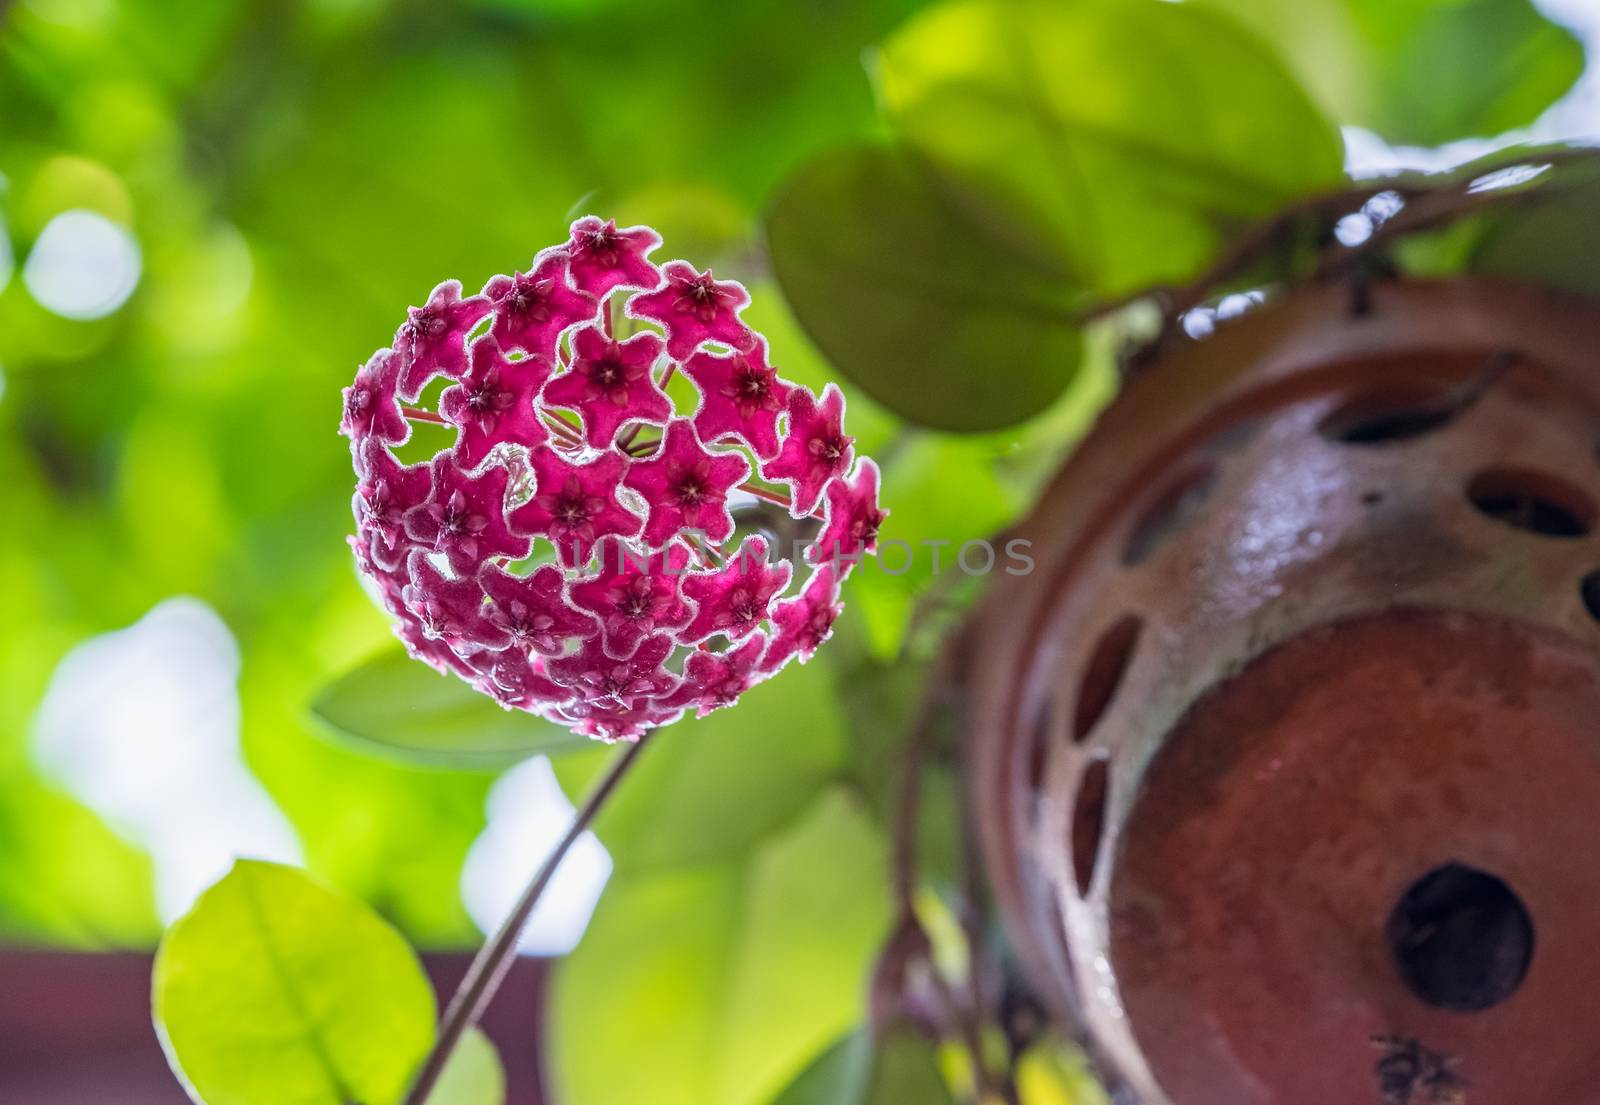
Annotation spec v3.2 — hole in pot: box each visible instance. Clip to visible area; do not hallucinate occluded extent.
[1122,465,1217,566]
[1025,702,1051,795]
[1582,572,1600,625]
[1467,468,1595,538]
[1073,615,1142,742]
[1071,757,1110,897]
[1386,862,1534,1012]
[1318,385,1461,444]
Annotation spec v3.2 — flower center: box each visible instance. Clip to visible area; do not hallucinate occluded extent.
[730,588,760,625]
[366,482,394,525]
[510,279,551,320]
[620,589,653,620]
[810,433,847,463]
[674,477,706,505]
[557,493,592,526]
[593,352,624,388]
[584,228,620,266]
[469,383,499,411]
[413,309,446,338]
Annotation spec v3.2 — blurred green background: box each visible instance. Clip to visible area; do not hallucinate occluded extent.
[1,0,1594,1102]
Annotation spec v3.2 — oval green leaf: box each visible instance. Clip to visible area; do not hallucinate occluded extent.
[767,1029,957,1105]
[426,1027,506,1105]
[1207,0,1585,149]
[876,0,1345,295]
[309,647,589,767]
[153,860,436,1105]
[553,790,892,1105]
[766,144,1083,432]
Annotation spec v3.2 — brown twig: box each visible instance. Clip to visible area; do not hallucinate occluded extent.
[1092,146,1600,371]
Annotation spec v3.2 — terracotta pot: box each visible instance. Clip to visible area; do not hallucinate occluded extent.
[966,279,1600,1105]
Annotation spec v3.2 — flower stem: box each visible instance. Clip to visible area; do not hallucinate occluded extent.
[400,731,656,1105]
[543,411,584,447]
[737,482,792,509]
[403,407,449,425]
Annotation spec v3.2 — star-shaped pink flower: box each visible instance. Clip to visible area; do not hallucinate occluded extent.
[679,536,791,644]
[760,384,854,517]
[403,453,530,575]
[479,562,598,658]
[622,419,749,547]
[553,696,686,743]
[353,439,433,572]
[675,635,769,719]
[507,447,642,567]
[570,538,694,658]
[482,250,597,360]
[439,336,552,469]
[566,217,662,298]
[402,552,511,653]
[546,633,679,707]
[468,648,568,712]
[807,458,886,574]
[681,338,793,459]
[628,261,754,361]
[350,534,409,613]
[394,280,493,401]
[341,348,409,445]
[394,610,479,679]
[761,565,843,672]
[542,326,670,449]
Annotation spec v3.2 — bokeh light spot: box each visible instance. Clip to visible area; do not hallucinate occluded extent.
[22,209,142,320]
[31,598,303,920]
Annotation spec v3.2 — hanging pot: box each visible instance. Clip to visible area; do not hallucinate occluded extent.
[966,278,1600,1105]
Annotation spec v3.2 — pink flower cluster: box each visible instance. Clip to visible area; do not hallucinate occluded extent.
[341,217,885,741]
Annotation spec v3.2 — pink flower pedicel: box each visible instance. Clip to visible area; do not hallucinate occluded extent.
[342,218,885,741]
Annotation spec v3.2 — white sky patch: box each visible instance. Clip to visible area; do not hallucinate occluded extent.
[31,598,302,920]
[1345,0,1600,176]
[460,757,611,956]
[22,209,142,320]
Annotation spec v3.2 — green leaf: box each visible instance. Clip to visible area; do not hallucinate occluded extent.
[766,144,1084,431]
[552,789,892,1105]
[1015,1039,1110,1105]
[426,1028,506,1105]
[1471,176,1600,298]
[153,860,437,1105]
[1209,0,1585,148]
[309,647,589,767]
[767,1029,957,1105]
[875,0,1345,295]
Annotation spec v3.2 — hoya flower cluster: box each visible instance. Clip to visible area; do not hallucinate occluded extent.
[341,217,884,741]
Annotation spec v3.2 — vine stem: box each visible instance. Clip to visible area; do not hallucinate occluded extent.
[401,731,657,1105]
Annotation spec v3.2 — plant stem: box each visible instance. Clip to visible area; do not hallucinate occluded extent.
[401,731,656,1105]
[737,482,793,509]
[403,406,449,425]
